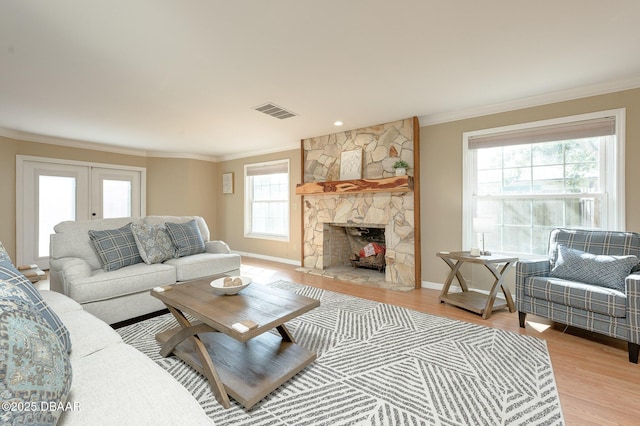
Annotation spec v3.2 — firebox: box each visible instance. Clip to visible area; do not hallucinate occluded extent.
[323,224,386,273]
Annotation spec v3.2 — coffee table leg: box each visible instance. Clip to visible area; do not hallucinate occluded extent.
[165,306,231,408]
[277,324,295,343]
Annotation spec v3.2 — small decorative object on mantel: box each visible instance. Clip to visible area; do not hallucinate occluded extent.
[340,149,363,180]
[392,160,409,176]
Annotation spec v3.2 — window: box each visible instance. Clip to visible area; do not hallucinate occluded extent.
[463,109,625,257]
[244,159,290,241]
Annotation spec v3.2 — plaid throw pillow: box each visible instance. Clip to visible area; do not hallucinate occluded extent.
[550,244,638,292]
[0,260,72,352]
[165,220,205,258]
[0,241,11,263]
[89,224,142,271]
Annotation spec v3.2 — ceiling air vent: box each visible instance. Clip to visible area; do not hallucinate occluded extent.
[253,102,297,120]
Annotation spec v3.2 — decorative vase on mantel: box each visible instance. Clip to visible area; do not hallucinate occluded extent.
[392,160,409,176]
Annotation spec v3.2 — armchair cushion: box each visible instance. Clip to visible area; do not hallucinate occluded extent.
[550,244,638,292]
[524,276,627,317]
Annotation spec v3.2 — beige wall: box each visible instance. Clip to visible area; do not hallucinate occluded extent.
[2,87,639,282]
[420,87,640,291]
[218,149,301,262]
[0,136,218,260]
[146,157,219,238]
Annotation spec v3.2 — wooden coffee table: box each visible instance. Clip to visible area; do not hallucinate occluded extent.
[151,277,320,409]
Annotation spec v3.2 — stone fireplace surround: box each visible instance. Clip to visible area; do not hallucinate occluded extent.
[298,118,419,290]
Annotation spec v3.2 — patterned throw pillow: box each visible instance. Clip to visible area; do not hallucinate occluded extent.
[130,223,174,264]
[165,220,205,258]
[0,241,11,263]
[0,299,72,426]
[88,224,142,271]
[550,244,639,292]
[0,260,71,352]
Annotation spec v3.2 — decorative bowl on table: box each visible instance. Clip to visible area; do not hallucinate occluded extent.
[210,276,252,295]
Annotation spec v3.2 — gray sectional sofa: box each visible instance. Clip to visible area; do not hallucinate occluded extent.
[49,215,241,324]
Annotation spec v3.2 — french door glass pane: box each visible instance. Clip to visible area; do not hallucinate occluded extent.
[102,179,132,218]
[38,176,76,257]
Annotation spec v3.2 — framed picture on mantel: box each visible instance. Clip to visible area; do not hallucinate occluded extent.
[339,149,362,180]
[222,172,234,194]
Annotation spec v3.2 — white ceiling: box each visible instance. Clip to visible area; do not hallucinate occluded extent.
[2,0,640,161]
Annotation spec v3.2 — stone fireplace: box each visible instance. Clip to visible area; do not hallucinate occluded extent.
[296,117,420,290]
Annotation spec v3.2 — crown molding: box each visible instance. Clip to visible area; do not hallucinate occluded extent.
[218,143,300,162]
[0,127,150,157]
[145,151,219,162]
[419,75,640,126]
[0,127,221,162]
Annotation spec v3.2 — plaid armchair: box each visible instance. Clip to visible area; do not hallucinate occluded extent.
[516,228,640,363]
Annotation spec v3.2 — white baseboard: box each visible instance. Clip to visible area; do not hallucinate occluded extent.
[233,251,301,266]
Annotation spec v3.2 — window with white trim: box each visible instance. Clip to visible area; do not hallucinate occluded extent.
[244,159,290,241]
[463,109,625,257]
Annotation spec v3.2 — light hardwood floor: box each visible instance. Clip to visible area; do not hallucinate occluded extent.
[241,256,640,426]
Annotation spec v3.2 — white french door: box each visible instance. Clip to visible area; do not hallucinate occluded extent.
[17,156,145,268]
[91,168,142,219]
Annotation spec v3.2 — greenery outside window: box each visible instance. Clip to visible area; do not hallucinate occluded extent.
[463,109,625,257]
[244,159,290,241]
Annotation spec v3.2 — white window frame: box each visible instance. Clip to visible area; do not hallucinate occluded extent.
[16,155,146,266]
[244,159,290,242]
[462,108,625,258]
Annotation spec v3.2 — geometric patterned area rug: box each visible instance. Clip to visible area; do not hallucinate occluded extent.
[117,280,564,425]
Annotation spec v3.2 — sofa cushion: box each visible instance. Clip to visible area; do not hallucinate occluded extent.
[89,224,143,272]
[524,276,627,317]
[130,223,174,264]
[65,262,176,304]
[52,217,143,271]
[164,252,241,281]
[59,309,124,361]
[166,220,206,258]
[0,299,72,426]
[60,343,212,426]
[0,260,72,352]
[549,228,640,267]
[550,244,638,292]
[39,289,83,315]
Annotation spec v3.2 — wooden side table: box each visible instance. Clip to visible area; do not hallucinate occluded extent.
[436,251,518,319]
[18,264,46,283]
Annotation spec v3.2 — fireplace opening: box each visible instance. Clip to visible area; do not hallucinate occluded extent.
[324,224,386,273]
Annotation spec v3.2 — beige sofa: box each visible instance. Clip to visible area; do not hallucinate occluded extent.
[40,289,214,425]
[49,216,241,324]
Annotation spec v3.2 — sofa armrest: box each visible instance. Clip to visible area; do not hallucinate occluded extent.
[49,257,92,295]
[205,240,232,254]
[515,259,551,286]
[627,274,640,344]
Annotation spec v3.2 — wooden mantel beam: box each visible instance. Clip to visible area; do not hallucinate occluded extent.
[295,176,413,196]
